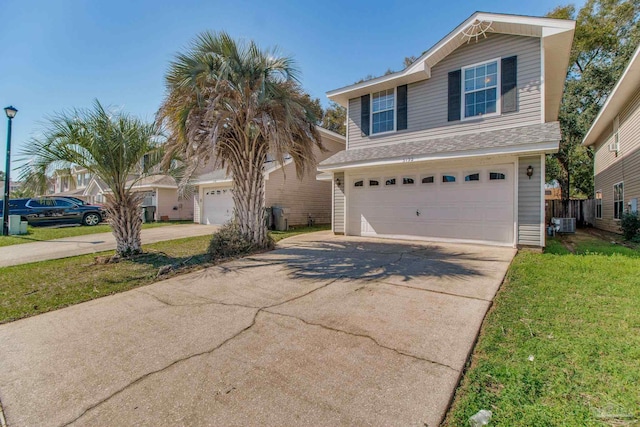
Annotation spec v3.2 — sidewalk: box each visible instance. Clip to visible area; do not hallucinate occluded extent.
[0,224,217,267]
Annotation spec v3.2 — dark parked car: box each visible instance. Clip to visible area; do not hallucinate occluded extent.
[0,197,105,226]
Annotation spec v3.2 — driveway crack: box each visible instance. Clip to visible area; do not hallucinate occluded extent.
[264,311,458,373]
[136,289,261,309]
[62,278,344,426]
[60,309,260,427]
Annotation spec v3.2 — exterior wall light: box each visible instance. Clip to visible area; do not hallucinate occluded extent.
[526,165,534,179]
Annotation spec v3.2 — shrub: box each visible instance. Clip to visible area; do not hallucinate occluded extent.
[207,222,273,261]
[620,212,640,241]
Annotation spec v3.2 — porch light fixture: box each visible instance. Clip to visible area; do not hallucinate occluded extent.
[336,177,341,187]
[526,165,534,179]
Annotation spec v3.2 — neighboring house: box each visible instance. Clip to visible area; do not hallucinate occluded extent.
[582,44,640,234]
[51,166,93,201]
[0,180,23,198]
[86,174,194,221]
[318,12,575,247]
[193,127,345,226]
[50,164,193,221]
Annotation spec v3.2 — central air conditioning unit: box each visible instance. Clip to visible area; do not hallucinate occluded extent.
[551,217,576,234]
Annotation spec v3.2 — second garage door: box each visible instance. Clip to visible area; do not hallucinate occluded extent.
[348,164,515,245]
[202,187,234,225]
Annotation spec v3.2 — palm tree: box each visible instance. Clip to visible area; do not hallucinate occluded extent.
[158,31,321,248]
[20,100,162,256]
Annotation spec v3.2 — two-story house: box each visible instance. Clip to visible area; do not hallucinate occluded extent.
[318,12,575,248]
[582,44,640,233]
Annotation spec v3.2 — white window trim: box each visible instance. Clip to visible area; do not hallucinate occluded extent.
[595,189,603,219]
[461,57,501,121]
[370,87,397,135]
[613,181,624,220]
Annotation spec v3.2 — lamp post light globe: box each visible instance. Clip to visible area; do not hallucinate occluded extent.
[2,105,18,236]
[4,106,18,119]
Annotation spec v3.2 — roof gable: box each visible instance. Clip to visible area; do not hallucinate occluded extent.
[327,12,575,121]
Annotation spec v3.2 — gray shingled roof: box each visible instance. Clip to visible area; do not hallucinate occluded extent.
[319,122,560,168]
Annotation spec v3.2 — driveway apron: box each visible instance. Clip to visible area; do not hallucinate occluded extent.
[0,231,515,427]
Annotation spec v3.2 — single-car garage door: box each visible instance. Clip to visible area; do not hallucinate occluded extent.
[348,164,514,245]
[202,187,234,225]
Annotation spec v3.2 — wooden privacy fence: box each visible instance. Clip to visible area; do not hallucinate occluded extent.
[545,199,596,227]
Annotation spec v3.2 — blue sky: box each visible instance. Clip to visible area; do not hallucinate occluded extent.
[0,0,580,172]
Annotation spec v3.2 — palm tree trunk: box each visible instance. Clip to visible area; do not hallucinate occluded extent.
[105,191,143,256]
[231,150,269,248]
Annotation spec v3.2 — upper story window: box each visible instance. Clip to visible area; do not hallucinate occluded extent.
[371,89,395,134]
[463,60,498,119]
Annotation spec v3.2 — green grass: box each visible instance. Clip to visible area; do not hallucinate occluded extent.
[444,232,640,426]
[0,220,192,248]
[0,225,328,324]
[270,224,330,242]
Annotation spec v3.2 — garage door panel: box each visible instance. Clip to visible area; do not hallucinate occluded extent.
[202,186,234,225]
[348,164,514,244]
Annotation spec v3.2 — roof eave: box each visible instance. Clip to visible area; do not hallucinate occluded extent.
[318,141,559,172]
[582,44,640,146]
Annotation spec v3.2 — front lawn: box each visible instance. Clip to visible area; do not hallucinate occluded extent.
[0,220,193,248]
[0,225,329,324]
[444,231,640,426]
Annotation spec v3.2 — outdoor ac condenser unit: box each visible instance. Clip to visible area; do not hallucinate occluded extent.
[551,217,576,234]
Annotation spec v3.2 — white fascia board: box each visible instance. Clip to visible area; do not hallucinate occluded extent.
[194,179,233,187]
[318,141,559,172]
[316,126,346,144]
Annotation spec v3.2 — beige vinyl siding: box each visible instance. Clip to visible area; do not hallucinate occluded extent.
[347,33,542,150]
[594,145,640,233]
[593,88,640,233]
[265,137,344,226]
[156,188,194,221]
[333,172,345,234]
[518,156,542,246]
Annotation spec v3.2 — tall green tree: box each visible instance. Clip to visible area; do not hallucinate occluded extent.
[547,0,640,199]
[321,101,346,136]
[20,100,163,256]
[158,31,321,248]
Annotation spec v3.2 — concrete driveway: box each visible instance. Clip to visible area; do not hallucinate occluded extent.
[0,224,217,267]
[0,232,515,427]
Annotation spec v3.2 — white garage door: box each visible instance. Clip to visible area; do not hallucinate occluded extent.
[348,164,514,245]
[202,187,234,225]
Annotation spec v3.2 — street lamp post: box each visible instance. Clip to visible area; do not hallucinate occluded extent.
[2,106,18,236]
